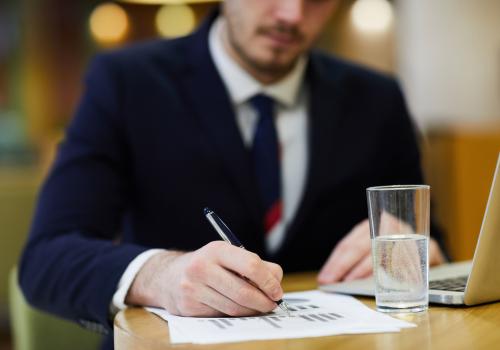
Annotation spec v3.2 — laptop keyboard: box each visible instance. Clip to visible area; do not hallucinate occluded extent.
[429,276,468,292]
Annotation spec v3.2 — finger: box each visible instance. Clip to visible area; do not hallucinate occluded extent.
[318,249,358,284]
[263,261,283,282]
[343,255,373,281]
[204,264,277,313]
[318,220,371,284]
[429,238,446,266]
[197,284,262,317]
[167,278,225,317]
[176,294,224,317]
[391,239,422,284]
[216,246,283,301]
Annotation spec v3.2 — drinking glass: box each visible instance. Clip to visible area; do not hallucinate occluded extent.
[367,185,430,313]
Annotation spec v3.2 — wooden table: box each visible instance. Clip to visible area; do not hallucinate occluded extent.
[114,272,500,349]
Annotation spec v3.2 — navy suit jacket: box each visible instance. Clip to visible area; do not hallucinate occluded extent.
[19,13,440,343]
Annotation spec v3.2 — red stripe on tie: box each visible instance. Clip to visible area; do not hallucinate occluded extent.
[265,200,282,234]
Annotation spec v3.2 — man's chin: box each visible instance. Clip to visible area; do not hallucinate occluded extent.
[248,55,299,76]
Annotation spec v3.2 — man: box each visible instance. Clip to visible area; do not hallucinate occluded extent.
[20,0,445,347]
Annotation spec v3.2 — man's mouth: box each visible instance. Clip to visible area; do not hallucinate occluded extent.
[258,26,303,48]
[265,31,299,45]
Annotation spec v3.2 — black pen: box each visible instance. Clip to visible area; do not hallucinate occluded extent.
[203,207,291,316]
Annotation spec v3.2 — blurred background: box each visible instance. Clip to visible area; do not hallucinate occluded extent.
[0,0,499,348]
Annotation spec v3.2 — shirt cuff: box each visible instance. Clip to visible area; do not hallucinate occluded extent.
[110,248,165,316]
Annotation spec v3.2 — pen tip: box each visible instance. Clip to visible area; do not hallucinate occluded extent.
[278,301,292,316]
[203,207,211,215]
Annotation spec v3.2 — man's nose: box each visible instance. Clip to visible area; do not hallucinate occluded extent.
[273,0,304,25]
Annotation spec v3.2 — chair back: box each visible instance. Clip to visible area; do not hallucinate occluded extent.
[8,267,102,350]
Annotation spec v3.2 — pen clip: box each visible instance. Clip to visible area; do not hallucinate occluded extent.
[204,208,244,248]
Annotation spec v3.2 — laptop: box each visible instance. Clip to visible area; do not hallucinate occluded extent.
[320,153,500,306]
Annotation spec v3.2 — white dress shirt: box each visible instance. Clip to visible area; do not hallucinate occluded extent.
[111,17,309,314]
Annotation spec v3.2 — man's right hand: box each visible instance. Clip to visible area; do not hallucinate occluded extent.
[125,241,284,317]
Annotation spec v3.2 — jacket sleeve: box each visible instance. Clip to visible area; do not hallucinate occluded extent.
[19,54,148,331]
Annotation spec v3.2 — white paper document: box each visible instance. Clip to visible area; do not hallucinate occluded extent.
[146,290,416,344]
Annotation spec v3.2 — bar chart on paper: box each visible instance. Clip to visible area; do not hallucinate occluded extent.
[146,290,416,344]
[198,304,344,331]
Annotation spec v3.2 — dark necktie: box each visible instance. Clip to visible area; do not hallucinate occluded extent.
[249,94,282,235]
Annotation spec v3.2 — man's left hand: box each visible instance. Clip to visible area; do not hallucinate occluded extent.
[317,219,446,284]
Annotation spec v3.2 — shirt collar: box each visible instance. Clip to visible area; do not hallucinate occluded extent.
[209,17,307,108]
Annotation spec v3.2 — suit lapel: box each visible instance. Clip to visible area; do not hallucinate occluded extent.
[277,55,346,254]
[179,17,264,235]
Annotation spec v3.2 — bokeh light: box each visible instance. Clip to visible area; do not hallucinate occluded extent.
[156,4,196,38]
[89,3,129,46]
[351,0,393,34]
